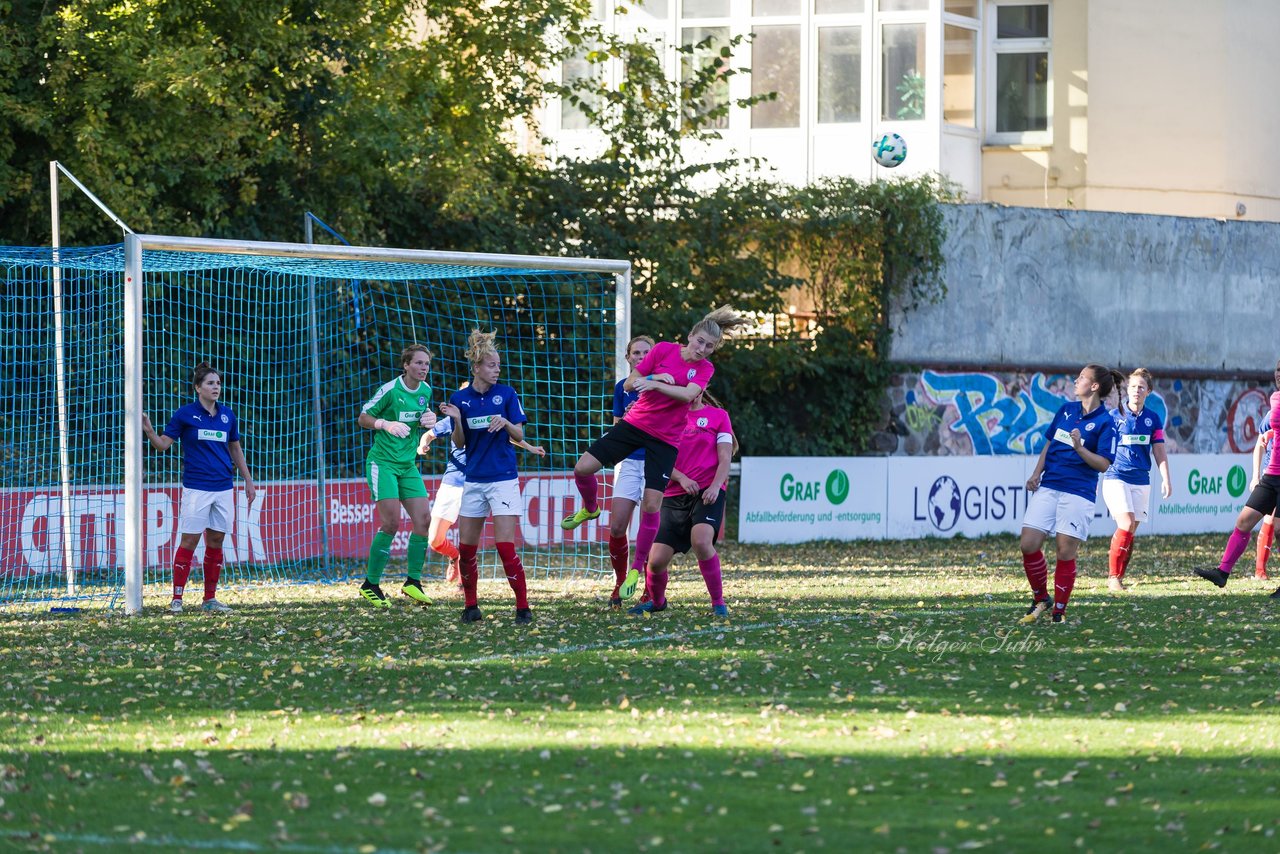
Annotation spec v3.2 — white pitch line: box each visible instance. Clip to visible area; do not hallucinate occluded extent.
[0,830,421,854]
[452,603,1010,665]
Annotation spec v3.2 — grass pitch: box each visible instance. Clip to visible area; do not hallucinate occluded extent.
[2,535,1279,853]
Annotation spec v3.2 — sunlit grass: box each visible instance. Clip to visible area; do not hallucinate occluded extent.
[2,536,1278,852]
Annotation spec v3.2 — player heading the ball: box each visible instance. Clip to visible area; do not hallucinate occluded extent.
[560,306,751,547]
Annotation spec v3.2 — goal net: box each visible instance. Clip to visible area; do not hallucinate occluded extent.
[0,237,629,612]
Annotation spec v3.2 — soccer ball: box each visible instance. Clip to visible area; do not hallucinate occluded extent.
[872,132,907,168]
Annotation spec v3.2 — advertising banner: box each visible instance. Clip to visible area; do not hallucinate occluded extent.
[0,472,616,577]
[740,453,1254,543]
[738,457,887,542]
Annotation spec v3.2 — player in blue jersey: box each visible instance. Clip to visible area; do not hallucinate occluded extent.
[1101,368,1172,591]
[439,330,536,624]
[142,362,256,614]
[1018,365,1123,624]
[605,335,660,609]
[420,401,546,590]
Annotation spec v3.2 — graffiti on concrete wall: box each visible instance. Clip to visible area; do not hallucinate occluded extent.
[875,370,1266,456]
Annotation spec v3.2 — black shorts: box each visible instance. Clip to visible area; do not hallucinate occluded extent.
[1245,474,1280,515]
[655,489,727,555]
[586,420,679,493]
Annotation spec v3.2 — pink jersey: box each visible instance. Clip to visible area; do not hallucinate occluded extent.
[1268,391,1280,477]
[623,341,715,446]
[664,406,734,497]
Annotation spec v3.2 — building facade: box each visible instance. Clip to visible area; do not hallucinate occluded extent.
[542,0,1280,222]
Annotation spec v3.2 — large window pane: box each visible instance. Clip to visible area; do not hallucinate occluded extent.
[751,25,801,128]
[943,25,975,126]
[818,26,861,123]
[945,0,976,16]
[997,4,1049,38]
[754,0,800,14]
[879,0,927,10]
[560,53,599,130]
[996,51,1048,132]
[881,22,926,120]
[815,0,864,12]
[682,26,730,129]
[684,0,730,17]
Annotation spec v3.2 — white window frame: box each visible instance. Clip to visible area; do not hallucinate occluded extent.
[941,5,979,134]
[986,0,1051,145]
[811,4,869,129]
[748,3,806,131]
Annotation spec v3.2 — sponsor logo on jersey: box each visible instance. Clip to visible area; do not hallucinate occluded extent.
[467,415,494,430]
[1053,428,1074,447]
[197,429,228,442]
[1120,434,1151,446]
[398,411,420,421]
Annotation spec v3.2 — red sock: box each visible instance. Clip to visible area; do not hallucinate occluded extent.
[1257,521,1274,574]
[496,542,528,610]
[431,537,459,561]
[574,474,600,514]
[608,534,629,597]
[1021,550,1048,600]
[202,548,224,601]
[1108,529,1134,578]
[1053,559,1077,614]
[172,547,195,601]
[647,567,668,607]
[459,543,480,607]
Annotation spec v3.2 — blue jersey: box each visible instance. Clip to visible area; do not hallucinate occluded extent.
[613,379,644,462]
[1262,408,1274,472]
[1104,406,1165,486]
[431,417,467,488]
[449,383,527,484]
[162,401,241,492]
[1040,402,1118,501]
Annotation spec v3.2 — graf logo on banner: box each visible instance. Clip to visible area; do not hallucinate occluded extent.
[1227,465,1247,498]
[1188,467,1245,497]
[927,476,962,531]
[824,470,850,505]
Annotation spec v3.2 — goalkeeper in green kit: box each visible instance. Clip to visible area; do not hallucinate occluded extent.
[357,344,439,608]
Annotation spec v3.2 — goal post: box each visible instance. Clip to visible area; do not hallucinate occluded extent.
[0,230,630,615]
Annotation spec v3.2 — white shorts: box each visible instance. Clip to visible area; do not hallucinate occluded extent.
[431,481,465,523]
[1022,487,1095,541]
[612,457,645,505]
[1101,479,1151,523]
[460,479,523,518]
[178,488,235,535]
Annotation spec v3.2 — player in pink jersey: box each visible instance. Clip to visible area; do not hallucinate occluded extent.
[628,389,737,618]
[1194,366,1280,593]
[1249,360,1280,582]
[560,307,750,596]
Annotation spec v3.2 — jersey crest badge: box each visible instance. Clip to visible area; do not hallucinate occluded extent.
[418,396,427,407]
[1144,418,1151,427]
[492,395,503,405]
[1085,422,1096,431]
[686,369,697,380]
[221,414,228,424]
[697,417,709,428]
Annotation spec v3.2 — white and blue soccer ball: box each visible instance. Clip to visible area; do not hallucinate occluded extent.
[872,132,908,168]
